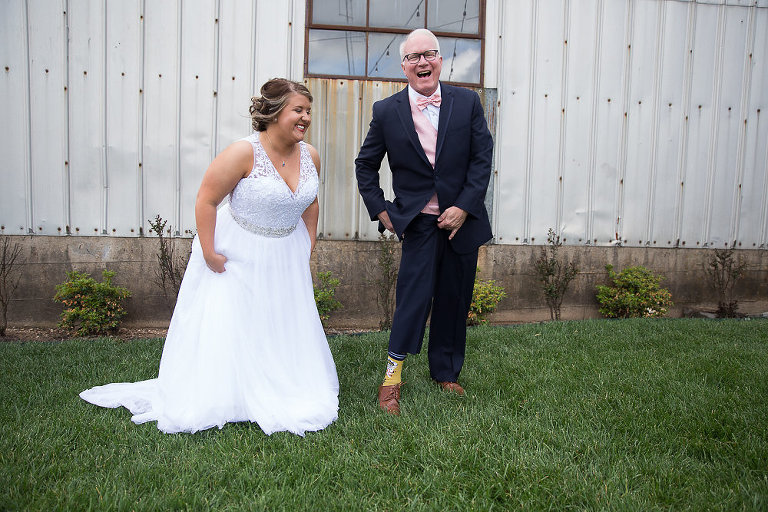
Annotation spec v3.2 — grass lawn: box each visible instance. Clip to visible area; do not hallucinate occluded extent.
[1,319,767,510]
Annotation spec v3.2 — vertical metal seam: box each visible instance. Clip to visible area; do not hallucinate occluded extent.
[102,0,109,235]
[251,0,258,104]
[645,0,665,246]
[703,4,726,247]
[138,0,146,235]
[731,4,756,246]
[63,1,71,235]
[212,0,221,161]
[556,0,569,239]
[616,0,635,245]
[288,0,295,80]
[491,0,504,241]
[674,1,697,247]
[175,0,183,234]
[23,0,33,233]
[523,0,537,244]
[759,113,768,248]
[586,0,604,243]
[321,79,330,237]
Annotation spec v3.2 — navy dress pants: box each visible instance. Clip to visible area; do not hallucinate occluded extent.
[388,213,479,382]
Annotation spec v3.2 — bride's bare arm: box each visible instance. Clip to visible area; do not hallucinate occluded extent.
[301,144,322,254]
[195,140,253,273]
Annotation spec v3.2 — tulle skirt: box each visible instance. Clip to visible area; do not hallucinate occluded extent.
[80,204,339,435]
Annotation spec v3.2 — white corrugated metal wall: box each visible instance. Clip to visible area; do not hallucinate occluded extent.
[1,0,767,249]
[491,0,768,248]
[0,0,304,237]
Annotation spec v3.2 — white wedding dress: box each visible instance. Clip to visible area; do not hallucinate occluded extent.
[80,134,339,435]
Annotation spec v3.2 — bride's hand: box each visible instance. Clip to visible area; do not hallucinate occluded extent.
[204,252,227,273]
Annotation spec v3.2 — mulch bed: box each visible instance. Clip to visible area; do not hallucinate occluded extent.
[2,326,373,342]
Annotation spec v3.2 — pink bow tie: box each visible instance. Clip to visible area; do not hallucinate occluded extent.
[416,92,441,109]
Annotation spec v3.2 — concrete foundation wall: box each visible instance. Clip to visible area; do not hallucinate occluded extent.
[3,236,767,329]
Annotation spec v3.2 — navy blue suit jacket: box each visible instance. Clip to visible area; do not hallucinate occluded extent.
[355,84,493,254]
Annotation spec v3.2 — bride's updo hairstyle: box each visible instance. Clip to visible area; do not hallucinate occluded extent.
[250,78,313,132]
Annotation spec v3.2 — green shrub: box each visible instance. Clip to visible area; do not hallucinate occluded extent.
[468,270,506,326]
[596,265,672,318]
[53,270,131,336]
[534,228,579,320]
[705,247,746,318]
[313,271,342,326]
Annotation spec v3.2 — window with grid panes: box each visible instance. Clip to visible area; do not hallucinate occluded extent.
[305,0,484,87]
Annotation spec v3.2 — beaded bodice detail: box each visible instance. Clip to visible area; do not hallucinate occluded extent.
[228,134,318,237]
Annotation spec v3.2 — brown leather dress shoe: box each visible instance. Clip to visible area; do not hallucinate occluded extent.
[378,382,402,415]
[437,381,465,395]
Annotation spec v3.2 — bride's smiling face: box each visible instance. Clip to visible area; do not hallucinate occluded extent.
[273,93,312,143]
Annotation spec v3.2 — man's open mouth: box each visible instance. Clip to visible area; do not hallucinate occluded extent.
[417,71,431,78]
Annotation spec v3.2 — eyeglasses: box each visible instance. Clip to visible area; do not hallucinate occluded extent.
[402,50,439,64]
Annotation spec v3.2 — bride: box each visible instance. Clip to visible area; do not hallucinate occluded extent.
[80,78,339,435]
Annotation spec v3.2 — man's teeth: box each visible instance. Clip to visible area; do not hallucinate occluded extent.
[417,71,430,77]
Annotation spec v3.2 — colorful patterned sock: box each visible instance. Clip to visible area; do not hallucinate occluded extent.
[382,354,405,386]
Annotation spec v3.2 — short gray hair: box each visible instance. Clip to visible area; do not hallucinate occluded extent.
[399,28,440,60]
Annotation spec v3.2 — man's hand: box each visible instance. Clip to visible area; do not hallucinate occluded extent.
[378,210,394,233]
[437,206,468,240]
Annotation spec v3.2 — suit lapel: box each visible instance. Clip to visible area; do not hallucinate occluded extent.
[435,84,453,163]
[395,88,433,168]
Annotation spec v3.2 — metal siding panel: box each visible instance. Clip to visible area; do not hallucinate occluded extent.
[561,0,599,245]
[313,79,362,240]
[649,1,690,248]
[622,0,660,246]
[105,1,143,236]
[493,0,533,244]
[216,0,256,154]
[143,1,182,235]
[741,8,768,247]
[354,81,401,241]
[27,0,68,236]
[254,1,293,87]
[178,0,217,235]
[67,0,106,236]
[527,1,566,244]
[0,0,31,234]
[591,0,630,246]
[680,4,719,247]
[706,5,750,247]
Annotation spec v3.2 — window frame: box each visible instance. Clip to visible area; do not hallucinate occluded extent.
[304,0,486,88]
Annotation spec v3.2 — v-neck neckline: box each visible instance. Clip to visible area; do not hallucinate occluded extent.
[258,136,301,195]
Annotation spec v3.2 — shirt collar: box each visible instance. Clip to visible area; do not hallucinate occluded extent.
[408,84,442,104]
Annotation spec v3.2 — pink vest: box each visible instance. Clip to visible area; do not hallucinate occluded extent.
[409,98,440,215]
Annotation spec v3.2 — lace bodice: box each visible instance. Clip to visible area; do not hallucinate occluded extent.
[228,134,318,237]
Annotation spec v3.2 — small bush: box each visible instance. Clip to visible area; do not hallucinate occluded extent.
[596,265,672,318]
[534,228,579,320]
[148,215,189,312]
[468,270,506,326]
[313,271,342,326]
[53,270,132,336]
[1,236,23,337]
[705,247,746,318]
[367,233,400,330]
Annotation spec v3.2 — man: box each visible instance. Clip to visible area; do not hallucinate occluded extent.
[355,28,494,415]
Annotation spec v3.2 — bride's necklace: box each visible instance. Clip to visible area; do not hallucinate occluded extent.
[264,131,296,167]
